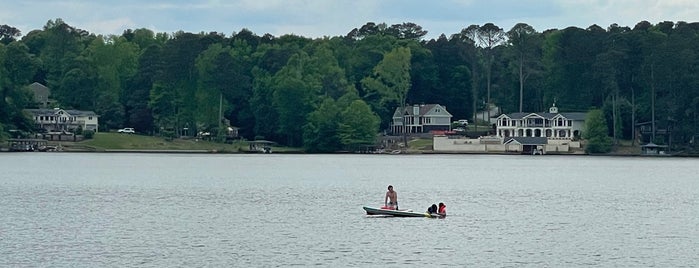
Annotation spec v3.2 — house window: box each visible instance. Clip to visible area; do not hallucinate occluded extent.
[567,120,572,126]
[89,116,93,120]
[424,117,431,124]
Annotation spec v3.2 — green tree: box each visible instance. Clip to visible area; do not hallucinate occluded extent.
[346,34,397,91]
[195,44,232,133]
[477,23,506,120]
[38,19,92,97]
[361,46,411,143]
[84,35,138,129]
[303,97,342,152]
[149,82,176,136]
[506,23,541,112]
[0,42,38,131]
[338,100,380,147]
[305,42,354,100]
[0,24,21,45]
[583,109,613,153]
[272,52,316,146]
[250,67,278,141]
[386,22,428,40]
[124,43,161,133]
[156,32,216,137]
[455,24,482,130]
[423,34,472,120]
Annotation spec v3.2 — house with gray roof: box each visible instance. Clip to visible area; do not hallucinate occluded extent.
[28,82,54,108]
[24,108,99,133]
[391,104,452,134]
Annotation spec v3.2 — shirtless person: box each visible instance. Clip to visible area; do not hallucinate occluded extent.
[384,185,398,210]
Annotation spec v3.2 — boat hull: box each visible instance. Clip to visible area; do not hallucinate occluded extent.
[363,206,443,218]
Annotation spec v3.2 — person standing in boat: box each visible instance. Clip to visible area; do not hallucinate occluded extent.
[385,185,398,210]
[437,202,446,216]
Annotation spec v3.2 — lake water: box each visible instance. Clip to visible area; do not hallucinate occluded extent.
[0,153,697,267]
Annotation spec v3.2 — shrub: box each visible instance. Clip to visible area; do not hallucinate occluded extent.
[83,130,95,139]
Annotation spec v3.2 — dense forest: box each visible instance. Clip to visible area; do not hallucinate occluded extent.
[1,19,698,152]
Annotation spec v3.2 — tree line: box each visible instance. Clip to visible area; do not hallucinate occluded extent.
[1,19,698,152]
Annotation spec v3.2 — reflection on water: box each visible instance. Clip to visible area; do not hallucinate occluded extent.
[0,153,697,267]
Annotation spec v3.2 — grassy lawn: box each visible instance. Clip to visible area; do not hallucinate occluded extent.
[611,139,642,155]
[408,138,433,151]
[73,132,301,153]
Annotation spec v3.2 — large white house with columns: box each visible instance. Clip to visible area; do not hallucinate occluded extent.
[434,104,587,154]
[495,104,586,140]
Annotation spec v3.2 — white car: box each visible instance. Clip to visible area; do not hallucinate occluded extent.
[118,128,135,134]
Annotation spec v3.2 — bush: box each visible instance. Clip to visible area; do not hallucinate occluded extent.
[585,137,612,153]
[83,130,95,139]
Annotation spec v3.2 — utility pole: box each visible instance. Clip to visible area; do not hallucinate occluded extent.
[219,93,223,142]
[651,64,656,143]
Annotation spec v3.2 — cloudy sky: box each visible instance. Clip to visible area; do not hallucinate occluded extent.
[2,0,699,39]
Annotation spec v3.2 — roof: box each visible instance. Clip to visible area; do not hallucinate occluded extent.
[641,142,668,148]
[28,82,49,91]
[393,104,452,117]
[500,112,586,120]
[25,108,98,117]
[504,137,548,145]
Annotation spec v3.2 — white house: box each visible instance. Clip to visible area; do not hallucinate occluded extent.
[433,104,586,154]
[25,108,99,133]
[495,104,586,140]
[391,104,452,134]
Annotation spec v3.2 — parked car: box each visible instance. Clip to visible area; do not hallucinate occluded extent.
[117,128,135,134]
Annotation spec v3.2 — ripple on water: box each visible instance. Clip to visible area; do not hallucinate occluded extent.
[0,154,697,267]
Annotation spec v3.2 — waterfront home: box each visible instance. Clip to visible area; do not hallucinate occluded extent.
[391,104,453,135]
[24,108,99,133]
[434,104,586,154]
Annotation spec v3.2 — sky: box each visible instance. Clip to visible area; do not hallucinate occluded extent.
[2,0,699,40]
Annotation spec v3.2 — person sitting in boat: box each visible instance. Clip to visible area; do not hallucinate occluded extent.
[437,202,446,216]
[384,185,398,210]
[427,204,438,214]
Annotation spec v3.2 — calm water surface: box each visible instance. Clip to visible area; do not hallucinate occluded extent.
[0,153,697,267]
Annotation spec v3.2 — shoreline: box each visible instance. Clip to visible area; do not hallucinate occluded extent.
[2,148,695,157]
